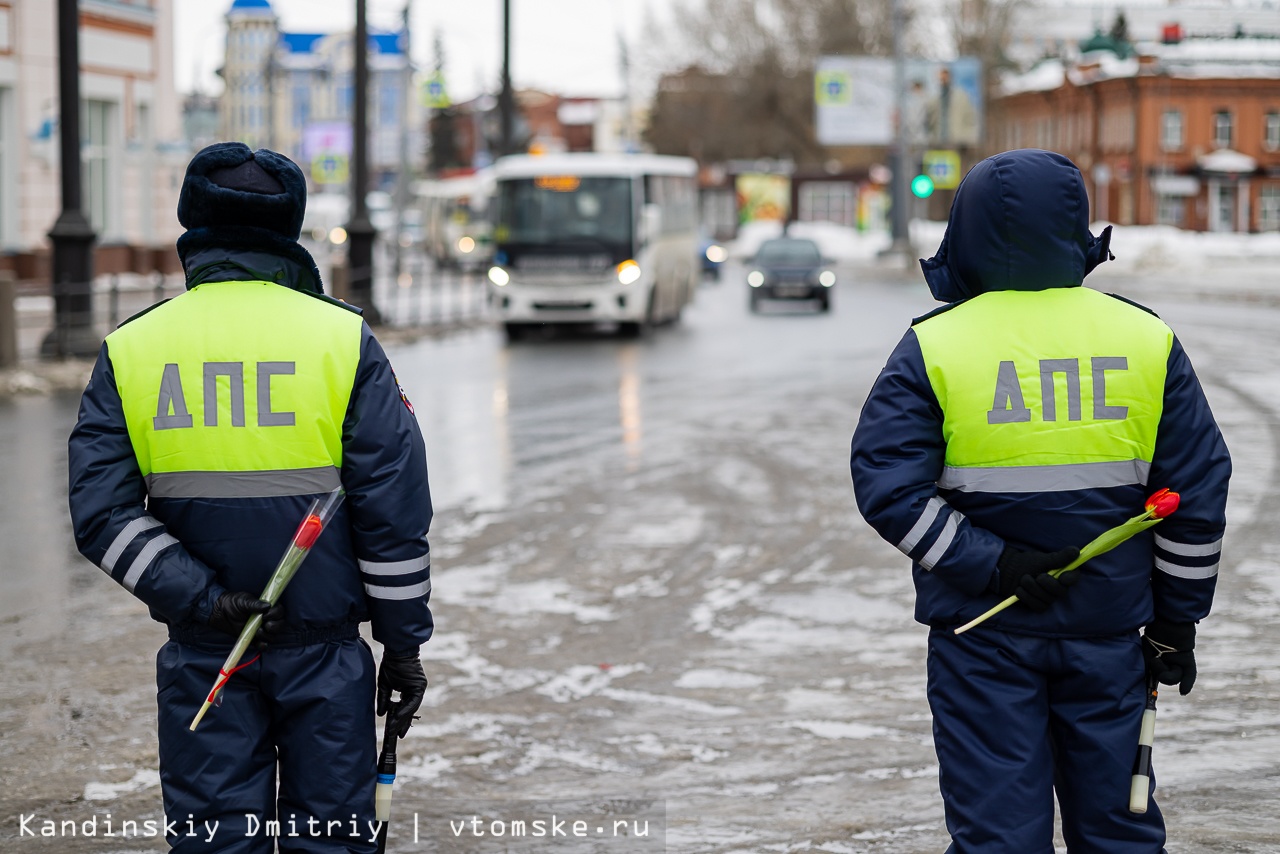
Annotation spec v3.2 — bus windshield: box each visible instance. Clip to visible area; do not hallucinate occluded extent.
[495,176,633,253]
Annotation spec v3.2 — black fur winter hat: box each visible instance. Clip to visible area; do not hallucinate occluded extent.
[177,142,307,241]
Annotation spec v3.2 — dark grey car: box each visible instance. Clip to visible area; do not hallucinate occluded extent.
[746,237,836,313]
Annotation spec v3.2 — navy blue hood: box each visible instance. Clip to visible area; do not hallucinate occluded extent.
[920,149,1113,302]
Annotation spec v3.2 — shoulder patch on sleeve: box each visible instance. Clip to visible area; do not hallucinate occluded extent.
[392,368,414,414]
[1103,292,1161,318]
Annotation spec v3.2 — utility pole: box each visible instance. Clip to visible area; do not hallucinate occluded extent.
[498,0,515,157]
[346,0,380,323]
[884,0,913,266]
[43,0,98,359]
[618,32,633,152]
[392,1,413,283]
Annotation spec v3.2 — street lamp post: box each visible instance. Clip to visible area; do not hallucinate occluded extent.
[885,0,913,265]
[346,0,380,323]
[43,0,98,359]
[498,0,515,156]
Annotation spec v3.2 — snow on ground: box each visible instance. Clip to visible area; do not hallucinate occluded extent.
[729,218,1280,296]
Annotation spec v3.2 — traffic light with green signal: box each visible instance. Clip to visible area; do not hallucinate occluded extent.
[911,173,935,199]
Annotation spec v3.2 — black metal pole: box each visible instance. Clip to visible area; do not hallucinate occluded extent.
[346,0,380,323]
[498,0,514,156]
[43,0,98,359]
[885,0,912,265]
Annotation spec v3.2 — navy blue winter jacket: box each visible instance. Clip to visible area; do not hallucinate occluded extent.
[851,149,1230,637]
[68,241,433,655]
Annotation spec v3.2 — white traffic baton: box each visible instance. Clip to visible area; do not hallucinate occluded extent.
[1128,675,1159,813]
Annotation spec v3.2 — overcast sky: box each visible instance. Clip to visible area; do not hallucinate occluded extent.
[174,0,666,102]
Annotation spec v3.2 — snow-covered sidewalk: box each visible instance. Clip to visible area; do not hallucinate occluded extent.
[728,219,1280,302]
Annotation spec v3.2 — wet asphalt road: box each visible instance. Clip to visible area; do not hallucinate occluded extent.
[2,259,1280,853]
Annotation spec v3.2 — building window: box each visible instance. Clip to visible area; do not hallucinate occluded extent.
[1213,110,1233,149]
[293,85,310,130]
[338,82,353,118]
[799,181,855,227]
[1155,194,1186,228]
[1266,112,1280,152]
[0,88,10,246]
[1160,110,1183,152]
[1261,186,1280,232]
[82,99,115,236]
[379,82,400,127]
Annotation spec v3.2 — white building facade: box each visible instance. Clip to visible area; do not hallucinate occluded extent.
[220,0,423,194]
[0,0,185,279]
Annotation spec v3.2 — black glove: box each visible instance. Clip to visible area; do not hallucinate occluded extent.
[377,651,427,738]
[208,591,284,637]
[1143,619,1197,695]
[997,546,1082,613]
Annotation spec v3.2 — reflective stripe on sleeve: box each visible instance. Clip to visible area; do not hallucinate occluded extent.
[102,516,163,573]
[358,555,430,576]
[121,533,180,592]
[920,510,963,571]
[364,580,432,601]
[1154,534,1222,557]
[145,467,341,498]
[1155,556,1219,580]
[938,459,1150,493]
[897,497,945,555]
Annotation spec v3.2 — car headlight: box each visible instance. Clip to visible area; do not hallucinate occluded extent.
[487,266,510,286]
[819,270,836,287]
[458,236,476,254]
[705,244,727,264]
[747,270,765,288]
[617,260,642,285]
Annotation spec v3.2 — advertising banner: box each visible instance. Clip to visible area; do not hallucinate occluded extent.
[816,57,983,148]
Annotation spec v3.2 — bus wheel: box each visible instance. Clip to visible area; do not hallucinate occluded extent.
[619,290,656,338]
[503,322,527,342]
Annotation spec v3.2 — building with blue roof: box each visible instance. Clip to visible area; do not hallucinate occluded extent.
[220,0,419,191]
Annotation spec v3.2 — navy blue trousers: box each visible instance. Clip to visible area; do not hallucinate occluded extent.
[927,628,1167,854]
[156,638,378,853]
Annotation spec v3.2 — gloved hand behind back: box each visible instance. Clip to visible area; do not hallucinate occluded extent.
[997,546,1081,612]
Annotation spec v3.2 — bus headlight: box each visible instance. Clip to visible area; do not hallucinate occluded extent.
[818,270,836,287]
[458,236,476,254]
[705,244,727,264]
[747,270,765,288]
[488,266,510,286]
[616,260,642,285]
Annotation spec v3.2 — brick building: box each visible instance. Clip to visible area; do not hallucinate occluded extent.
[991,33,1280,232]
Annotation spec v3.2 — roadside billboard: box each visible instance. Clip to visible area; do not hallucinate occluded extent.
[816,57,983,148]
[736,173,790,224]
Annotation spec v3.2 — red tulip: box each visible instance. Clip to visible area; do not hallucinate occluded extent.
[1144,489,1181,519]
[294,515,325,549]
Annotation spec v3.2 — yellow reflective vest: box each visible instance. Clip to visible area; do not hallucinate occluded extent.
[106,280,363,498]
[912,287,1172,494]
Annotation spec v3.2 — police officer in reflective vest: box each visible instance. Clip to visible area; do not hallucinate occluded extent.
[851,149,1230,852]
[68,142,432,853]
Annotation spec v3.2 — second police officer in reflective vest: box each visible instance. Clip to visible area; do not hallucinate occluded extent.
[851,149,1230,853]
[68,142,431,853]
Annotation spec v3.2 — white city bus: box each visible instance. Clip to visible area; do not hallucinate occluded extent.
[486,153,700,339]
[419,170,495,270]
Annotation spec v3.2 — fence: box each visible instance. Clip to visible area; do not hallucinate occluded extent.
[368,248,491,329]
[2,248,493,366]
